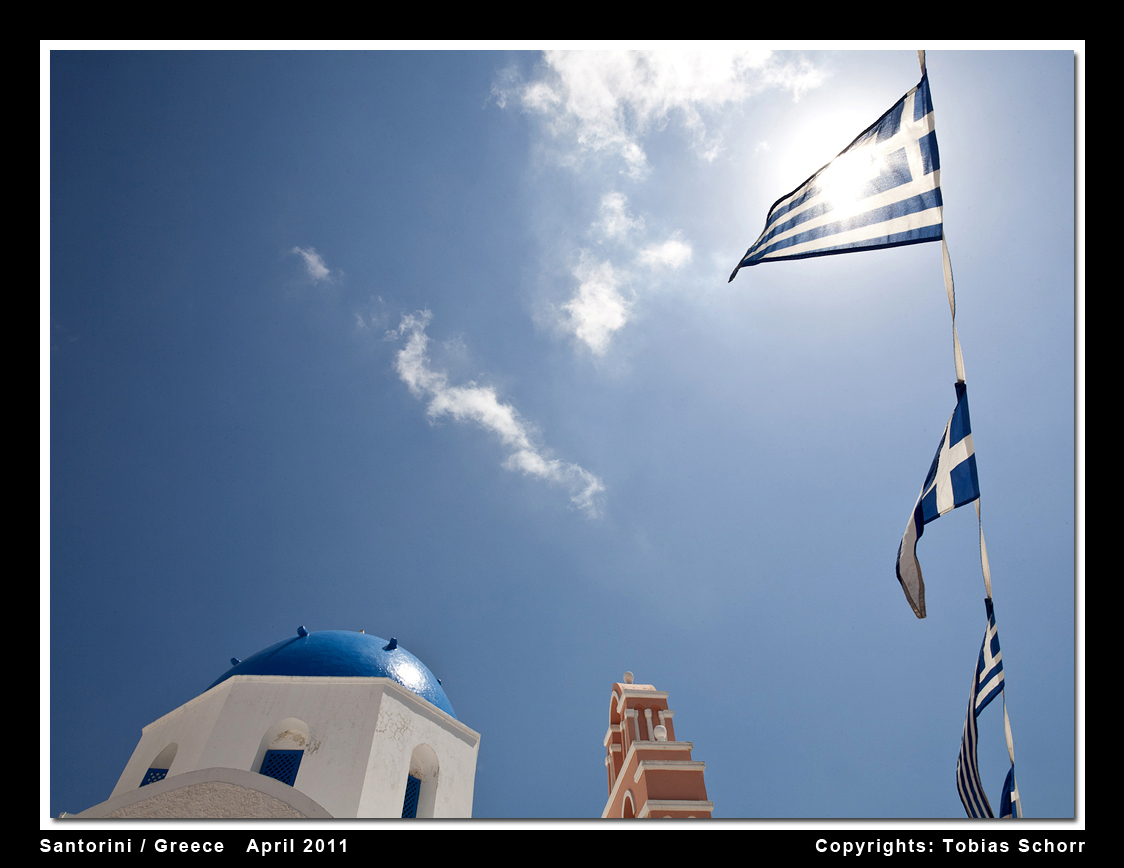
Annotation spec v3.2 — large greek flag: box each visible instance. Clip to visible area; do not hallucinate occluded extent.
[957,598,1021,818]
[730,74,942,281]
[896,383,979,619]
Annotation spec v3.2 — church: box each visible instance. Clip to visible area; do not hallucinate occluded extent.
[71,628,480,819]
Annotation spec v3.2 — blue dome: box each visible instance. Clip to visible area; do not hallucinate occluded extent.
[210,629,456,718]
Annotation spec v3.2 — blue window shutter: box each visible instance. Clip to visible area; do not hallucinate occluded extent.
[140,768,168,787]
[401,775,422,818]
[260,749,302,787]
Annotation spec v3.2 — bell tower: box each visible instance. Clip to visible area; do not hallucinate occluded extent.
[602,672,713,818]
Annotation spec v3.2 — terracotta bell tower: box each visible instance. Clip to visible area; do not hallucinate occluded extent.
[602,672,713,818]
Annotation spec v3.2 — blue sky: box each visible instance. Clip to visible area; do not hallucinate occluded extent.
[44,46,1080,824]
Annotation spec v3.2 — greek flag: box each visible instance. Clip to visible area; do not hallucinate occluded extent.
[956,598,1021,818]
[730,74,942,281]
[1000,766,1022,819]
[896,382,979,619]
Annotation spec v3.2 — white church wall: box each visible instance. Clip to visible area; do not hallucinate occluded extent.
[359,686,479,818]
[105,675,479,819]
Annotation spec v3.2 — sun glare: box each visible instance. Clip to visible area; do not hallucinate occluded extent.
[817,145,883,219]
[770,100,886,204]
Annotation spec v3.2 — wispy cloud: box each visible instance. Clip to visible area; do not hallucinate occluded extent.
[556,199,693,355]
[390,311,605,517]
[497,49,824,178]
[291,246,334,283]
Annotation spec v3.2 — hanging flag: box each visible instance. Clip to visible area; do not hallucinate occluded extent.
[956,598,1021,818]
[896,382,979,619]
[1000,765,1022,819]
[999,702,1023,818]
[730,73,942,281]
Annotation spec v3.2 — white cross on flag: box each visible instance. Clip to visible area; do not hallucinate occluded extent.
[896,383,980,618]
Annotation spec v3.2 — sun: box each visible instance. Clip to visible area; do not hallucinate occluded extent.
[816,145,884,220]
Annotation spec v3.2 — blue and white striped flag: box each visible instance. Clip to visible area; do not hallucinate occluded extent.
[1000,763,1022,819]
[957,598,1021,818]
[896,382,979,619]
[730,74,942,281]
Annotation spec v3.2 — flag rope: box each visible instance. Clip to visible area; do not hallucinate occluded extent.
[974,500,992,600]
[943,235,967,384]
[920,50,967,385]
[920,50,1018,816]
[1002,703,1022,817]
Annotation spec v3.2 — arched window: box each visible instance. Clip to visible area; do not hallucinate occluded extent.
[141,743,178,787]
[254,718,310,788]
[402,744,439,818]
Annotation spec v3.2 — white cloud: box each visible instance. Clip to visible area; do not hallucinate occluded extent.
[560,258,632,356]
[595,192,644,241]
[503,50,824,177]
[292,246,333,283]
[391,311,605,517]
[560,206,691,356]
[499,51,824,356]
[638,233,692,271]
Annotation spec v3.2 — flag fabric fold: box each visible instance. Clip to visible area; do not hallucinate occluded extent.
[730,73,942,281]
[956,598,1021,818]
[896,382,979,618]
